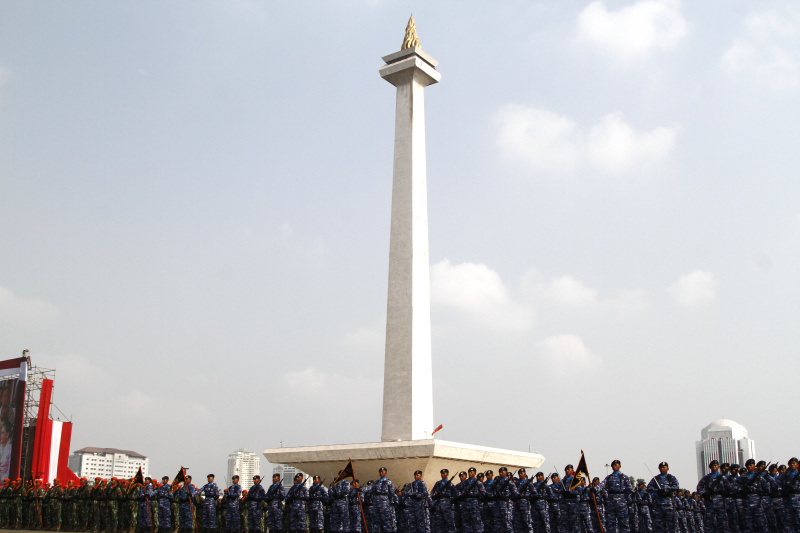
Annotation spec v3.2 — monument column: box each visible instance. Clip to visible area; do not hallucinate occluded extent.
[379,17,440,442]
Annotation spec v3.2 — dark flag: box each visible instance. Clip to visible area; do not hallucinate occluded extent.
[171,467,187,491]
[332,459,355,485]
[570,451,590,490]
[132,467,144,485]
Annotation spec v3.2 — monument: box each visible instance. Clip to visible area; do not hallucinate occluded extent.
[263,17,545,483]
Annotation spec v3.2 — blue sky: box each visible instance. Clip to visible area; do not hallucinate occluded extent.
[2,0,799,486]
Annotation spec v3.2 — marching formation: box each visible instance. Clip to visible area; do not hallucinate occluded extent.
[0,457,798,533]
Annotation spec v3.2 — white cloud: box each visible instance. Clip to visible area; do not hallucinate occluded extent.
[721,8,800,92]
[536,334,602,375]
[666,270,718,306]
[542,275,599,307]
[495,105,678,176]
[0,285,60,327]
[431,259,534,332]
[577,0,687,64]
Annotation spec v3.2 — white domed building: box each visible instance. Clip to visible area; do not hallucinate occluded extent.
[696,419,757,480]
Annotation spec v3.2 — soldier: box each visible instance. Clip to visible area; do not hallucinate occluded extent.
[137,477,156,533]
[530,472,552,533]
[285,473,309,533]
[601,460,631,533]
[11,479,23,530]
[198,474,220,533]
[430,469,457,533]
[779,458,799,531]
[737,459,766,533]
[349,479,365,533]
[329,472,351,533]
[458,468,484,533]
[264,474,284,533]
[372,467,397,533]
[633,483,652,533]
[728,465,744,533]
[157,477,173,533]
[308,475,328,533]
[244,476,265,533]
[547,473,563,533]
[47,478,65,531]
[588,477,605,533]
[0,478,10,529]
[697,460,728,533]
[674,489,687,533]
[576,478,594,533]
[176,475,198,533]
[765,465,787,533]
[646,462,679,533]
[559,466,582,533]
[225,475,242,533]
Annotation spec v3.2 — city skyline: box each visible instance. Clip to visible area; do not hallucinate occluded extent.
[2,0,799,487]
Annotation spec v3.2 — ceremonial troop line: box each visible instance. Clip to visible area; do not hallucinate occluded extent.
[0,456,799,533]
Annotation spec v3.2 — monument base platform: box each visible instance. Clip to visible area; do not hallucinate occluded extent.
[263,439,545,484]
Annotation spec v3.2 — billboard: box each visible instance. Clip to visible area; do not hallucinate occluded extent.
[0,357,27,480]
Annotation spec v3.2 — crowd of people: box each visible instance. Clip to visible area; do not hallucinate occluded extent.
[0,457,798,533]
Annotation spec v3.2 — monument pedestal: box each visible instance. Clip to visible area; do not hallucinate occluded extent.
[263,440,544,484]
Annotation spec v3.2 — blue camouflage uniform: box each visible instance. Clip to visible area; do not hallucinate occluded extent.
[559,475,582,533]
[588,482,605,533]
[245,482,266,532]
[329,480,351,532]
[372,476,397,533]
[602,471,632,533]
[138,484,156,529]
[264,481,284,532]
[765,473,787,533]
[431,477,458,533]
[348,486,365,533]
[547,478,564,533]
[285,481,309,532]
[198,480,220,530]
[512,477,533,533]
[157,483,173,531]
[225,483,242,531]
[634,488,653,533]
[308,481,328,532]
[175,484,198,531]
[483,478,495,533]
[674,493,688,533]
[406,479,431,533]
[736,471,766,533]
[724,472,742,533]
[457,478,484,533]
[646,472,679,533]
[778,467,800,531]
[576,483,595,533]
[490,475,517,533]
[697,471,728,533]
[530,478,552,533]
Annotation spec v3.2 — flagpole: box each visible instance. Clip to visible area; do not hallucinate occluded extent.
[350,459,370,533]
[581,450,605,533]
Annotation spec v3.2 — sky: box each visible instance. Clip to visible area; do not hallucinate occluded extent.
[1,0,799,487]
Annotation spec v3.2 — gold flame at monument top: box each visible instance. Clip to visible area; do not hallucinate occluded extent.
[401,15,421,50]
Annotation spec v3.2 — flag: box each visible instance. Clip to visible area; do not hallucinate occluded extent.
[132,467,144,485]
[570,451,590,490]
[171,467,187,491]
[431,424,443,436]
[332,459,354,484]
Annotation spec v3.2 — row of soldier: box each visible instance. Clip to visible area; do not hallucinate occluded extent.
[0,457,797,533]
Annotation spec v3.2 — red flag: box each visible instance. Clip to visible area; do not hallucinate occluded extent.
[431,424,443,436]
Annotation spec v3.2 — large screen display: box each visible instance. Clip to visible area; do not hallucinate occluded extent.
[0,358,28,480]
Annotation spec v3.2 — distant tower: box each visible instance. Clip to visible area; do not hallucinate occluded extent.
[695,419,756,480]
[379,16,441,442]
[227,448,261,484]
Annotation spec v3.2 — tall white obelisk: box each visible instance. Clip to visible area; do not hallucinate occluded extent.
[263,20,545,481]
[379,16,439,442]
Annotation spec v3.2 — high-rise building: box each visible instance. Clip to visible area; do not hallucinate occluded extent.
[68,447,149,480]
[227,448,261,484]
[696,419,756,480]
[272,463,311,490]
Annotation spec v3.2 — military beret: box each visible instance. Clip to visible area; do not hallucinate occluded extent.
[441,469,449,475]
[745,459,755,466]
[414,470,422,476]
[498,467,508,473]
[485,470,493,475]
[720,463,730,468]
[658,462,668,468]
[709,460,719,467]
[789,457,799,464]
[730,464,739,469]
[592,477,600,483]
[162,476,170,481]
[536,472,544,478]
[232,475,239,480]
[611,460,620,467]
[565,464,574,471]
[756,460,766,467]
[468,467,477,473]
[459,472,467,477]
[208,474,215,478]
